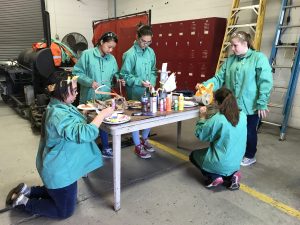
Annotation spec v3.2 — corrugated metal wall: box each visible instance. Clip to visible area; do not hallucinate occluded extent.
[0,0,44,63]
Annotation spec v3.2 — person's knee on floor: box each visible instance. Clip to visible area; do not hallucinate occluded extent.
[57,205,76,219]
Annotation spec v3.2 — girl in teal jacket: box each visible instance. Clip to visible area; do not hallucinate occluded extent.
[120,24,157,159]
[73,32,123,158]
[190,88,247,190]
[197,31,273,167]
[6,72,113,219]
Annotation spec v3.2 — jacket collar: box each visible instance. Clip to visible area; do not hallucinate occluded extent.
[237,48,253,59]
[93,47,110,60]
[49,98,86,119]
[133,40,146,53]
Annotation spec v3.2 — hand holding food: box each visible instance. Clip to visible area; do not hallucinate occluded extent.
[91,107,114,127]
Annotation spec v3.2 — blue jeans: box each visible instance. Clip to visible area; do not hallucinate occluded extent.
[24,182,77,219]
[245,114,260,158]
[132,128,151,146]
[99,129,109,149]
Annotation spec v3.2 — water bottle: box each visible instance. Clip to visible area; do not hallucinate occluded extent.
[150,92,157,113]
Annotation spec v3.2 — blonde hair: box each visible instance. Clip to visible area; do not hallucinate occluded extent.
[230,31,255,50]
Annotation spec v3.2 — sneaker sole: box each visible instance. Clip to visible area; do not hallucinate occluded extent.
[145,148,155,153]
[228,183,240,191]
[6,183,25,205]
[135,152,151,159]
[205,178,224,188]
[241,160,256,166]
[102,155,113,159]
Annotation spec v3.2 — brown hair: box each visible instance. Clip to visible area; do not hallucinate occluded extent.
[215,88,240,127]
[230,31,255,50]
[137,23,153,38]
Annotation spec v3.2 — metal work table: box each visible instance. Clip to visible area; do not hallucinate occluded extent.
[99,108,200,211]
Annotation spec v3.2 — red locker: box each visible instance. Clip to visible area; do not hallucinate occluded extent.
[152,17,226,91]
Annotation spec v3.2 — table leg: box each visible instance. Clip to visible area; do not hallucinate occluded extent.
[113,134,121,211]
[177,121,182,148]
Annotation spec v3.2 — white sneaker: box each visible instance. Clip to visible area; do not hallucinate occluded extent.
[12,194,28,207]
[241,157,256,166]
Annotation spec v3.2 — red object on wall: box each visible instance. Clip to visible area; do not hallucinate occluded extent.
[152,17,226,91]
[92,13,149,67]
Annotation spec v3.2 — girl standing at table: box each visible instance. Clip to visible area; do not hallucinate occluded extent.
[120,24,157,159]
[6,71,113,218]
[73,31,124,158]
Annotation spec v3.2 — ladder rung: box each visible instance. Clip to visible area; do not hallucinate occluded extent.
[268,103,283,108]
[273,85,287,89]
[279,25,300,29]
[261,121,281,127]
[272,65,293,68]
[276,45,297,48]
[228,23,257,28]
[232,5,259,11]
[283,5,300,9]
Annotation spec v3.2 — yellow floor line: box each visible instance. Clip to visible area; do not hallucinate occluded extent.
[149,140,300,220]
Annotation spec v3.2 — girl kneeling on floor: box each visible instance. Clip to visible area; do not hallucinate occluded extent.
[6,71,114,219]
[190,87,247,190]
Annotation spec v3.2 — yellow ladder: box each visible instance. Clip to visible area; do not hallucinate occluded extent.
[216,0,267,72]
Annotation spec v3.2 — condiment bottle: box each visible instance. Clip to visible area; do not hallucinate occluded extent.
[178,93,184,111]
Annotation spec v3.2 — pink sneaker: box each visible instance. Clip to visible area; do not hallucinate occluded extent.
[228,171,241,190]
[141,139,155,153]
[206,177,224,188]
[134,144,151,159]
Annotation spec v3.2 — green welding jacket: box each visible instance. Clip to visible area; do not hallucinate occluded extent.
[193,111,247,176]
[73,47,118,103]
[120,41,157,100]
[36,98,102,189]
[203,49,273,115]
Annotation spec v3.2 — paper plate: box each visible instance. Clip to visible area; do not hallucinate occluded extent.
[77,103,98,111]
[184,101,198,108]
[103,114,131,124]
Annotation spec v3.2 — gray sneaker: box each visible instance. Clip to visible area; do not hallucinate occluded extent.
[142,139,155,153]
[241,157,256,166]
[102,148,113,158]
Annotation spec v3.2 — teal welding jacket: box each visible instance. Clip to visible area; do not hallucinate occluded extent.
[73,47,119,103]
[120,41,157,100]
[203,49,273,115]
[194,111,247,176]
[36,98,102,189]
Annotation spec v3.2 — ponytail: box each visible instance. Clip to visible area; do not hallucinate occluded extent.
[215,88,240,127]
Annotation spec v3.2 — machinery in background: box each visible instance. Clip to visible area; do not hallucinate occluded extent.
[0,47,58,128]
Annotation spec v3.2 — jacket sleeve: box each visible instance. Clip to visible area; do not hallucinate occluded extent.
[256,54,273,110]
[194,116,221,142]
[112,57,120,80]
[203,59,227,91]
[120,52,143,87]
[73,52,94,87]
[52,113,99,143]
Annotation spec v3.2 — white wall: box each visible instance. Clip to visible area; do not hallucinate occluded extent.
[45,0,109,48]
[115,0,300,129]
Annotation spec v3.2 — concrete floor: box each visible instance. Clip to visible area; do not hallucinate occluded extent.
[0,98,300,225]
